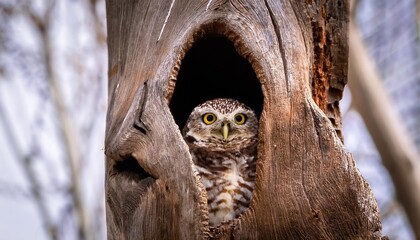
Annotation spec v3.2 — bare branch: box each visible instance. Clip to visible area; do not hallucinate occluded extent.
[29,1,95,239]
[87,0,107,46]
[348,19,420,239]
[2,0,106,239]
[0,104,58,240]
[417,0,420,33]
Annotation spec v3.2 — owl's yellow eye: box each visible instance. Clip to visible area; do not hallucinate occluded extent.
[202,113,217,125]
[234,113,247,125]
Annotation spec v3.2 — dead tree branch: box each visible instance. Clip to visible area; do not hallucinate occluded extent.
[348,20,420,239]
[26,1,95,239]
[0,104,59,240]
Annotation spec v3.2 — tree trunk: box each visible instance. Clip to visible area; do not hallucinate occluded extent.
[104,0,384,239]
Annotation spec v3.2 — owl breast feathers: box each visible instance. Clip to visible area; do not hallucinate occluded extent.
[182,98,258,227]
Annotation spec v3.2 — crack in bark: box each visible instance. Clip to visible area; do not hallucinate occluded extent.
[133,81,151,134]
[301,103,312,212]
[288,0,309,59]
[206,0,213,11]
[264,0,290,96]
[157,0,176,42]
[307,98,326,161]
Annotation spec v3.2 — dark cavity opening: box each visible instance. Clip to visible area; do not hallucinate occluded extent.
[114,156,155,183]
[170,34,263,129]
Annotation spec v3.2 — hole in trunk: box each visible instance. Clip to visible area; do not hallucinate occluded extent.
[109,156,155,210]
[168,31,264,230]
[114,156,155,183]
[169,34,263,129]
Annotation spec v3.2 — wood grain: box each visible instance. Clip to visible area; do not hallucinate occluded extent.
[104,0,384,239]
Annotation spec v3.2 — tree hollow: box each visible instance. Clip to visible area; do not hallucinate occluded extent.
[169,34,264,130]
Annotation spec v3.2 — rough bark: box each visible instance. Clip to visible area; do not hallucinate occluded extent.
[105,0,384,239]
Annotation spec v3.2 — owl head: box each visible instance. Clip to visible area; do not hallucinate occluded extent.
[182,98,258,148]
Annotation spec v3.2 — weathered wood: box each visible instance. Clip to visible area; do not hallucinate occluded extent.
[306,0,349,141]
[105,0,384,239]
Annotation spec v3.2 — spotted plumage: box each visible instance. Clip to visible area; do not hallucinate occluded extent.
[182,98,258,227]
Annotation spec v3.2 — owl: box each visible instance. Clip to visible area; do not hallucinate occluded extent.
[182,98,258,227]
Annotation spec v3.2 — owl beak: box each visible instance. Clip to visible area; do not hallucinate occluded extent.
[222,123,229,140]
